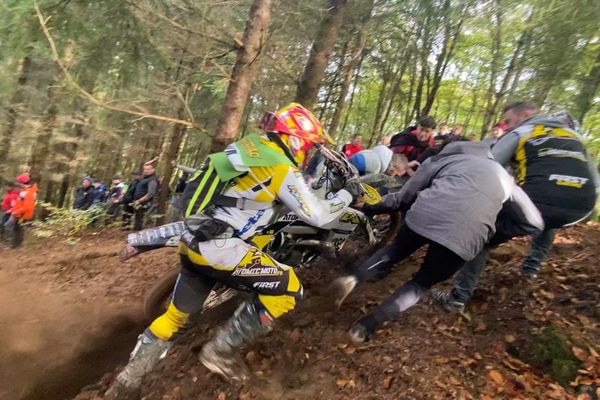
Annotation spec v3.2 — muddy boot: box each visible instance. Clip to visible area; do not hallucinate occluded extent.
[200,301,272,381]
[104,332,171,400]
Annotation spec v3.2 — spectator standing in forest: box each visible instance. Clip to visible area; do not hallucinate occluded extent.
[341,134,363,158]
[379,135,392,146]
[107,177,126,221]
[130,162,158,231]
[389,116,437,162]
[91,180,108,205]
[433,122,450,143]
[491,122,507,139]
[4,174,38,248]
[73,177,94,210]
[122,171,141,229]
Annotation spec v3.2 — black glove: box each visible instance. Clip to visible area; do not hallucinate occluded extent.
[343,178,364,202]
[185,215,233,241]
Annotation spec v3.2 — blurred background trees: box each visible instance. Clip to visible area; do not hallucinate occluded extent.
[0,0,598,212]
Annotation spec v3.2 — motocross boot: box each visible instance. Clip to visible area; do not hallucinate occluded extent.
[104,331,171,400]
[200,301,272,381]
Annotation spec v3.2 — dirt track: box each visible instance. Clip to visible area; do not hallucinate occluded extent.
[0,231,173,400]
[1,226,599,400]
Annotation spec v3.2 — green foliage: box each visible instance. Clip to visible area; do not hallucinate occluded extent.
[0,0,599,207]
[529,326,582,386]
[32,202,106,241]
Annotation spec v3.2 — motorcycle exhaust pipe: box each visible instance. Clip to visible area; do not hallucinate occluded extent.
[293,239,337,260]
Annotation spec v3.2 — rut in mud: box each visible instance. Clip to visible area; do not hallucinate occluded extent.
[0,232,174,400]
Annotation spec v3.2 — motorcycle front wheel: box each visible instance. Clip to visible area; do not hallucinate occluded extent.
[143,268,241,322]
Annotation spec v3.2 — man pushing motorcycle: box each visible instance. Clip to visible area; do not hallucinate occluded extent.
[105,103,363,399]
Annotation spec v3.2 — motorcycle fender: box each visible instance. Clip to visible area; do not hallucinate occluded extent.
[361,183,382,205]
[250,234,273,251]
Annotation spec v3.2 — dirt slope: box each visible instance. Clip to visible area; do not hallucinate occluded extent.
[1,225,599,400]
[0,231,174,400]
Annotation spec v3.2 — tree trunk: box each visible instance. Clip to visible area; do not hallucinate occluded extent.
[573,49,600,122]
[328,39,361,138]
[404,60,417,125]
[295,0,348,109]
[412,57,428,120]
[156,115,188,222]
[368,79,390,147]
[211,0,272,153]
[378,60,409,138]
[318,44,347,122]
[479,1,503,138]
[480,10,533,138]
[0,56,31,180]
[421,2,465,116]
[340,50,366,134]
[29,84,60,186]
[328,0,373,137]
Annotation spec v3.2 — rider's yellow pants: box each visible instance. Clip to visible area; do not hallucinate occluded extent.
[148,237,302,341]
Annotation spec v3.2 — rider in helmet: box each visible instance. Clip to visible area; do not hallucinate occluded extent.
[105,103,363,399]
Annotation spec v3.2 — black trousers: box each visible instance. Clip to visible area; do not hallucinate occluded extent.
[354,224,465,331]
[122,204,134,228]
[355,223,464,288]
[1,217,24,248]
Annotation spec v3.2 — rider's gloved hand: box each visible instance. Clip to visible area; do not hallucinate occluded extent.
[343,178,364,202]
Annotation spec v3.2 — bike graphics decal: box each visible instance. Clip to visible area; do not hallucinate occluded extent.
[232,249,284,277]
[340,212,360,224]
[287,184,312,216]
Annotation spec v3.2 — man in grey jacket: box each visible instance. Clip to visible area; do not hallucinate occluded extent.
[334,141,543,343]
[433,102,599,312]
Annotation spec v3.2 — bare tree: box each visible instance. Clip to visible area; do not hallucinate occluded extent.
[295,0,348,109]
[211,0,272,152]
[0,56,30,180]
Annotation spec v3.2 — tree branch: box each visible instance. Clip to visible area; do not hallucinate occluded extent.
[34,1,207,133]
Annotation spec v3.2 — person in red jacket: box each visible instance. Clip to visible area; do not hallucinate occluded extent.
[4,174,38,248]
[341,134,363,158]
[389,116,437,162]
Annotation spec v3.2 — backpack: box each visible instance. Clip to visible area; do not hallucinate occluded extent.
[180,160,230,218]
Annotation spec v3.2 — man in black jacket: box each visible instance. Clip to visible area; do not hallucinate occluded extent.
[131,163,158,231]
[73,177,94,210]
[122,171,141,229]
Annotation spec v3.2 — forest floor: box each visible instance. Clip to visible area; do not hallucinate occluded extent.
[0,224,599,400]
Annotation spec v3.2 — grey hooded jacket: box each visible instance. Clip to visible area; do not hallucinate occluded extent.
[364,141,544,261]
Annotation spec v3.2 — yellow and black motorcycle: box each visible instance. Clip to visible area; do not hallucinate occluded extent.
[122,146,398,320]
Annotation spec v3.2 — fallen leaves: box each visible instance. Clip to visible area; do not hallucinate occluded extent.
[488,369,505,386]
[335,379,356,389]
[383,376,394,390]
[505,334,516,343]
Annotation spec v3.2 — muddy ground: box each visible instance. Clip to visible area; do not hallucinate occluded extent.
[0,224,599,400]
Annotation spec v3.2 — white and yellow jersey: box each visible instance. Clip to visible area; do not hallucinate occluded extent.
[211,141,353,240]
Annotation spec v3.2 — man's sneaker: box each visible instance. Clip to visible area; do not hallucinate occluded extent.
[333,275,358,308]
[348,322,371,344]
[430,288,465,313]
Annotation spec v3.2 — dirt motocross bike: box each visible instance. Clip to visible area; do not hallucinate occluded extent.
[122,146,399,320]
